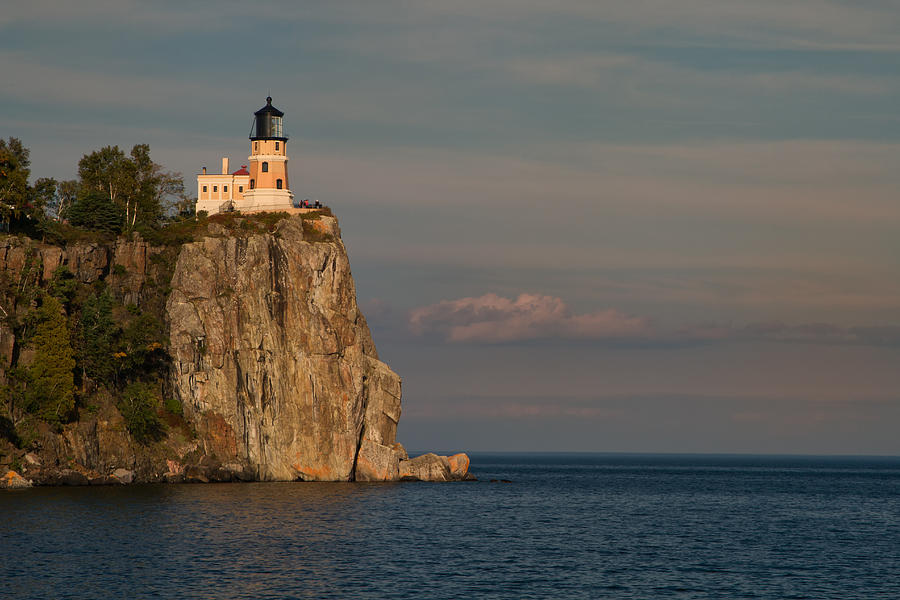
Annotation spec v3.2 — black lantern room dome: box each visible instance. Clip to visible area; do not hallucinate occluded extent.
[250,96,287,141]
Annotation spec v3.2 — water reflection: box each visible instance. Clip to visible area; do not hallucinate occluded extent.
[3,482,410,599]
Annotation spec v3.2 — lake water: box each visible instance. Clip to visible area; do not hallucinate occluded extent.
[2,453,899,599]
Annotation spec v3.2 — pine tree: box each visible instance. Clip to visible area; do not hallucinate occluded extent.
[67,188,125,233]
[79,288,118,386]
[25,295,76,423]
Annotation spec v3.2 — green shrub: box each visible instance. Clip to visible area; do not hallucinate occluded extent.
[255,211,290,230]
[37,220,109,245]
[115,311,167,380]
[164,396,183,416]
[14,415,40,450]
[0,413,18,445]
[135,217,206,247]
[117,381,164,444]
[301,220,334,243]
[48,266,78,307]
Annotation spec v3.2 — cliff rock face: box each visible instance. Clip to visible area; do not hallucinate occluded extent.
[0,234,184,484]
[0,233,166,307]
[166,215,403,481]
[1,214,470,485]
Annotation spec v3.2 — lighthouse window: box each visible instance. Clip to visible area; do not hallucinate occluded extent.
[202,186,207,193]
[254,142,258,152]
[213,185,217,192]
[262,162,269,173]
[275,142,279,151]
[276,179,283,189]
[250,179,255,189]
[239,186,243,193]
[223,185,228,193]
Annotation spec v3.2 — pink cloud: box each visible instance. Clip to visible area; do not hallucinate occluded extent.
[409,292,652,342]
[406,293,900,347]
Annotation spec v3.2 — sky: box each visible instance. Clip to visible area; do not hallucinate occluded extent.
[2,1,899,455]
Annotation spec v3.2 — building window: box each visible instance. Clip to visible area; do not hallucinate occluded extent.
[224,185,228,193]
[239,186,243,192]
[275,142,279,151]
[262,162,269,173]
[213,185,217,192]
[202,186,207,193]
[250,179,255,189]
[254,142,258,152]
[276,179,283,189]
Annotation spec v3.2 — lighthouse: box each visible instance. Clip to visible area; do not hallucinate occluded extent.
[242,96,294,211]
[195,96,295,214]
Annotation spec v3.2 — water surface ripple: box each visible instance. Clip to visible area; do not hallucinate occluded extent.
[2,453,899,599]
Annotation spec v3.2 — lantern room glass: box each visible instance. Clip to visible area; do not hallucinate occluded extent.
[270,116,283,138]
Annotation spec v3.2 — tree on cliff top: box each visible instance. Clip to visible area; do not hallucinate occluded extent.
[0,139,63,232]
[30,177,58,221]
[129,143,185,228]
[51,179,79,222]
[24,295,76,424]
[0,137,31,226]
[67,188,125,234]
[77,144,184,232]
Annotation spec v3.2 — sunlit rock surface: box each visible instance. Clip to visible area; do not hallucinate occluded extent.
[167,215,404,481]
[0,214,471,484]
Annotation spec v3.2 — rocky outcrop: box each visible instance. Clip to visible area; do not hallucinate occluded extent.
[398,452,473,482]
[111,468,134,484]
[3,393,201,486]
[1,470,31,489]
[399,452,475,481]
[166,215,409,481]
[355,439,402,482]
[0,213,472,485]
[109,233,160,305]
[400,453,452,481]
[447,453,470,479]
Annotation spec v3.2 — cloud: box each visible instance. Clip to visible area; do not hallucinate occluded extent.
[406,293,900,346]
[409,293,652,342]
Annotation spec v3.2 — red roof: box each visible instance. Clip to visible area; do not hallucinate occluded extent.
[233,165,249,175]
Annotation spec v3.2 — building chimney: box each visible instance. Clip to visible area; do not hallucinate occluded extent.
[202,166,207,174]
[222,157,229,175]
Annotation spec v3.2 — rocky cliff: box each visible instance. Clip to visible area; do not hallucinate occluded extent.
[0,212,471,485]
[167,215,406,481]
